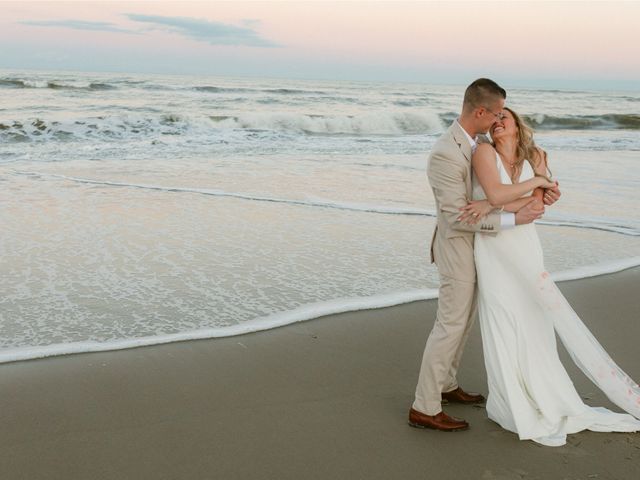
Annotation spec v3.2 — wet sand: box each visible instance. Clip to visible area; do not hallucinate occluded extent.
[1,268,639,480]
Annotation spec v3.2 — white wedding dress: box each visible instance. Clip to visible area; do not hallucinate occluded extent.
[472,153,640,446]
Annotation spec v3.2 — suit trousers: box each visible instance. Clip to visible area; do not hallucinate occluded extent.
[412,273,478,415]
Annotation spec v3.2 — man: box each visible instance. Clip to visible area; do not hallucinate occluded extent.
[409,78,561,431]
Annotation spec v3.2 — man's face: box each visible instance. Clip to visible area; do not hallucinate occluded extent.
[477,97,506,134]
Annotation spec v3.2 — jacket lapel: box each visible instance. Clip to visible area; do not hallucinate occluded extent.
[450,121,473,163]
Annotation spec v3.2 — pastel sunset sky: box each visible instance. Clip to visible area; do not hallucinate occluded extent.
[2,0,638,89]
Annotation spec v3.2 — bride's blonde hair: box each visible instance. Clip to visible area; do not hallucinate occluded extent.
[503,107,550,182]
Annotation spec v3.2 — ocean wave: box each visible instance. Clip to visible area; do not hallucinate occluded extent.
[263,88,327,95]
[194,85,327,94]
[0,78,117,91]
[194,85,255,93]
[525,113,640,130]
[438,112,458,125]
[0,79,29,88]
[0,257,638,365]
[393,98,431,107]
[15,171,640,237]
[539,214,640,236]
[0,111,444,142]
[0,114,193,143]
[208,111,444,134]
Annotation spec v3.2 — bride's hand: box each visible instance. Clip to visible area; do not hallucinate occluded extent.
[535,173,558,189]
[458,200,494,225]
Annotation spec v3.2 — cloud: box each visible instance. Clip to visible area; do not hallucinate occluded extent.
[20,19,135,34]
[125,14,278,47]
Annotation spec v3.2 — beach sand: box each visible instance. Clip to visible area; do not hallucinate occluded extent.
[1,268,639,480]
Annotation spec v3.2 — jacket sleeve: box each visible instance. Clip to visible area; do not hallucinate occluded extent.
[428,150,501,235]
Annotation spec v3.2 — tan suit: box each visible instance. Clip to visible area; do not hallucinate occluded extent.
[413,121,501,415]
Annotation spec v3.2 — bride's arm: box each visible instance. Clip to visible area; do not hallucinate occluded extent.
[472,143,554,206]
[530,146,555,205]
[502,196,537,212]
[460,191,539,224]
[502,148,552,211]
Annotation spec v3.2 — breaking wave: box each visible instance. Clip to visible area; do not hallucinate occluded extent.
[524,113,640,130]
[208,112,444,134]
[0,78,117,90]
[0,111,444,142]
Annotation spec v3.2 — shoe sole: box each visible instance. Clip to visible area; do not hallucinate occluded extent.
[407,420,469,432]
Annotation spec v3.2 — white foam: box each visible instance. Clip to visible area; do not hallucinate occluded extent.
[1,257,638,365]
[0,289,436,364]
[550,256,640,282]
[0,111,444,145]
[211,111,444,135]
[540,212,640,236]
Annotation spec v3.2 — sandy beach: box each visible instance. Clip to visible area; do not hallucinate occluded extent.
[1,267,639,480]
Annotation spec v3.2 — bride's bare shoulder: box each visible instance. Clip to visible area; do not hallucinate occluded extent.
[473,143,496,162]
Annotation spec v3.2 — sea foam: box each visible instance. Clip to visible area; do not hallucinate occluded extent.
[0,258,638,365]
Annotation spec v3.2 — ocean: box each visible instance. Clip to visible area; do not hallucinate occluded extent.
[1,69,639,362]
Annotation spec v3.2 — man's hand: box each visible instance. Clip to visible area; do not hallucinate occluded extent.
[543,183,561,206]
[458,200,493,225]
[515,198,545,225]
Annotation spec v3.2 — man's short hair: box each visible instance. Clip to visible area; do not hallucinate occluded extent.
[463,78,506,111]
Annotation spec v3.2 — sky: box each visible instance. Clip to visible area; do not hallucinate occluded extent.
[1,0,639,90]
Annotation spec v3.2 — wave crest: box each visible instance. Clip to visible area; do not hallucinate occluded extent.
[0,111,444,143]
[0,78,117,91]
[525,113,640,130]
[210,112,443,135]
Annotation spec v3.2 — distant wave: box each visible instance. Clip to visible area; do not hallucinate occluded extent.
[15,171,640,237]
[0,256,638,365]
[195,86,327,94]
[194,85,260,94]
[0,111,444,142]
[524,113,640,130]
[0,79,30,88]
[208,111,444,134]
[0,79,329,95]
[0,114,193,143]
[0,78,117,91]
[3,80,331,95]
[438,112,458,125]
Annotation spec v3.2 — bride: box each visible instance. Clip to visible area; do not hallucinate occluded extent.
[459,107,640,446]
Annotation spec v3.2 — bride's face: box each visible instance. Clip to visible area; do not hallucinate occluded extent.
[490,110,517,141]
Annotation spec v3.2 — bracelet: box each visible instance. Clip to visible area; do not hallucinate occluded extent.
[498,205,504,213]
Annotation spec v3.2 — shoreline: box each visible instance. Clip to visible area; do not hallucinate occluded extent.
[2,257,639,365]
[1,268,639,479]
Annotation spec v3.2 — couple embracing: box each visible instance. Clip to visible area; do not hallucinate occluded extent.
[409,78,640,447]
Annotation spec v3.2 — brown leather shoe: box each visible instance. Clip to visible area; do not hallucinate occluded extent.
[408,408,469,432]
[441,387,486,405]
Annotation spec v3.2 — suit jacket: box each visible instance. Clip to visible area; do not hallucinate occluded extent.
[427,121,501,282]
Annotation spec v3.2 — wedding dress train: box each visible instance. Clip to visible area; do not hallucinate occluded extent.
[473,154,640,446]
